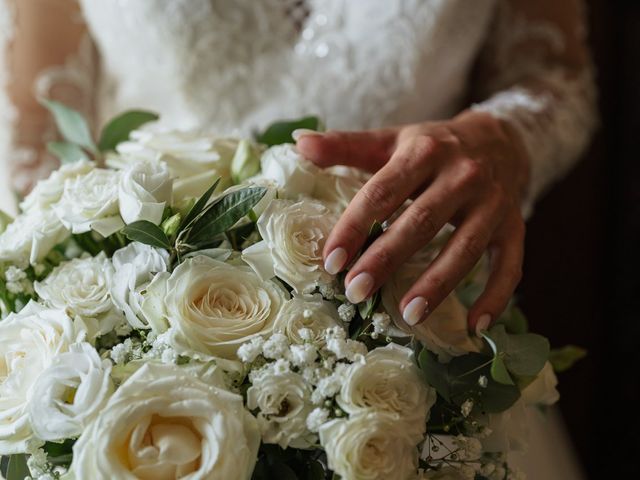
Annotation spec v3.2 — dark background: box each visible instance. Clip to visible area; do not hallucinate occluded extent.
[520,0,639,477]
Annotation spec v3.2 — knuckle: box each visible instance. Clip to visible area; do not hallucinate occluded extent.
[405,204,438,240]
[456,159,487,188]
[360,181,392,210]
[367,247,394,272]
[426,274,449,300]
[410,134,440,157]
[458,233,485,261]
[342,220,369,242]
[507,267,524,285]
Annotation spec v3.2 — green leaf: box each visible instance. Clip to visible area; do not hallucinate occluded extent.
[358,290,380,319]
[257,116,321,146]
[40,98,96,153]
[501,306,529,334]
[491,355,515,385]
[419,348,521,413]
[362,220,384,251]
[6,454,29,480]
[231,139,261,184]
[98,110,159,152]
[484,325,550,378]
[549,345,587,373]
[161,213,182,238]
[46,141,91,164]
[179,178,221,231]
[185,187,267,248]
[0,210,13,235]
[121,221,172,249]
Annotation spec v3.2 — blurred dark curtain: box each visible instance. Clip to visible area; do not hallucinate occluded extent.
[518,0,639,477]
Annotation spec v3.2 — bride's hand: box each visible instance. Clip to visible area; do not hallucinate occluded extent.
[295,111,530,332]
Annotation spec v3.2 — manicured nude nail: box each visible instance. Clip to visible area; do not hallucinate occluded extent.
[292,129,320,142]
[475,314,492,337]
[324,248,348,275]
[345,272,375,304]
[403,297,429,326]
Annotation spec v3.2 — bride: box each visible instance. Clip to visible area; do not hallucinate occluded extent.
[0,1,595,478]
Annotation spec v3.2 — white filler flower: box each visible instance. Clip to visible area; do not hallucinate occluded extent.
[273,295,342,345]
[0,302,86,454]
[118,159,173,225]
[141,255,288,362]
[111,242,170,329]
[28,342,113,441]
[319,411,420,480]
[68,362,260,480]
[242,198,337,293]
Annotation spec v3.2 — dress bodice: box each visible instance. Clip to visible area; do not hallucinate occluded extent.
[80,0,496,133]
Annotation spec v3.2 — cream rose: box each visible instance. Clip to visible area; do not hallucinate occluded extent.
[0,301,86,454]
[242,199,337,294]
[319,411,419,480]
[113,130,240,200]
[255,144,319,198]
[19,160,95,212]
[28,342,113,441]
[246,370,314,448]
[273,295,342,345]
[67,362,260,480]
[0,208,69,267]
[111,242,170,329]
[141,255,288,362]
[34,253,125,339]
[381,248,482,361]
[119,159,173,225]
[337,344,436,439]
[311,165,368,213]
[53,168,125,237]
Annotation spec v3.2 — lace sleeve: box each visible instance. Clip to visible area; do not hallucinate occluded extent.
[0,0,96,202]
[470,0,597,216]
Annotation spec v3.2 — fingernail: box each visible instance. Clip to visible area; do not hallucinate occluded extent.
[345,272,375,304]
[403,297,429,326]
[324,248,348,275]
[292,128,320,142]
[475,314,492,337]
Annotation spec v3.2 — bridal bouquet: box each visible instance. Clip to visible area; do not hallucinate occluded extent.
[0,103,584,480]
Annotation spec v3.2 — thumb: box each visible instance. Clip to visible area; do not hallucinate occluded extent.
[295,128,398,173]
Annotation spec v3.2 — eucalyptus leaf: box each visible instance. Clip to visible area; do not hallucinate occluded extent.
[549,345,587,373]
[6,454,29,480]
[257,116,320,146]
[46,141,91,164]
[98,110,159,152]
[185,187,267,248]
[40,99,96,153]
[179,178,221,231]
[491,355,515,385]
[484,325,550,378]
[121,221,172,249]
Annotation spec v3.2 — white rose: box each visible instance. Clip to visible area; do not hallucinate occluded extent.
[28,342,113,441]
[0,208,69,267]
[337,344,436,439]
[68,362,260,480]
[246,370,314,448]
[53,168,124,237]
[521,361,560,406]
[242,199,337,294]
[111,242,170,329]
[273,295,342,345]
[141,255,288,363]
[311,165,368,213]
[20,160,95,212]
[255,144,319,198]
[0,301,86,454]
[381,248,482,361]
[119,159,173,225]
[113,130,240,200]
[34,253,124,339]
[319,411,419,480]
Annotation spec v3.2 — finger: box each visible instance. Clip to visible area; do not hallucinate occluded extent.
[399,192,508,326]
[343,173,472,301]
[323,140,437,286]
[468,212,525,334]
[295,128,398,172]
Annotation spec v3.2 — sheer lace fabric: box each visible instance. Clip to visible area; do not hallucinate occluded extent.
[1,0,596,217]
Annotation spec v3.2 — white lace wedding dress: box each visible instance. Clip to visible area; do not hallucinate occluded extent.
[0,1,595,478]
